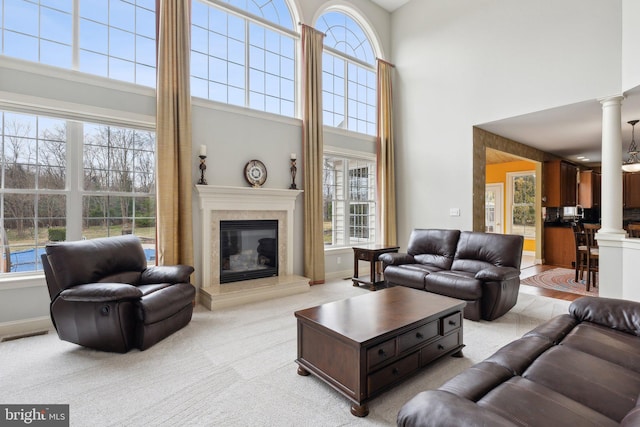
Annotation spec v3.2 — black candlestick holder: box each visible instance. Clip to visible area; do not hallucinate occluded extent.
[289,158,297,189]
[198,155,208,185]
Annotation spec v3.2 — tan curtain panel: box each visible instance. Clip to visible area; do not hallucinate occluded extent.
[377,59,397,246]
[155,0,194,267]
[301,25,325,285]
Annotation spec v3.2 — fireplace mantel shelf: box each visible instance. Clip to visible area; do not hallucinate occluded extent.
[195,184,302,200]
[194,184,308,310]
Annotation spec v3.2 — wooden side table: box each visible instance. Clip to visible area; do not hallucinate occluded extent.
[352,245,399,290]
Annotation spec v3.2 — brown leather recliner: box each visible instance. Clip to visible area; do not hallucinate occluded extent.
[41,235,196,353]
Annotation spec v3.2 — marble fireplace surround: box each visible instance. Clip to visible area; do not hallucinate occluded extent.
[195,185,309,309]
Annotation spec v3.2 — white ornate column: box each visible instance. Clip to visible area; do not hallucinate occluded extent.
[597,95,627,298]
[599,95,625,234]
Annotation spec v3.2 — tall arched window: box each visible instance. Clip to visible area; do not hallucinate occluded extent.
[316,11,376,136]
[191,0,297,118]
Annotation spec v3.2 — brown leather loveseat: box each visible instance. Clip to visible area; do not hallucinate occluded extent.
[397,296,640,426]
[41,235,196,353]
[380,229,523,321]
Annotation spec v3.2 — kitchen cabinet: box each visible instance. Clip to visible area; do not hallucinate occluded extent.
[544,226,574,269]
[544,160,578,207]
[624,172,640,208]
[578,170,601,208]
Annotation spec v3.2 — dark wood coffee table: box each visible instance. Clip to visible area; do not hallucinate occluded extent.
[295,287,466,417]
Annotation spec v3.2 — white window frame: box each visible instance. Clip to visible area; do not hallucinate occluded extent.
[190,0,298,118]
[316,10,377,136]
[506,171,536,239]
[0,0,157,87]
[323,146,376,250]
[0,108,156,277]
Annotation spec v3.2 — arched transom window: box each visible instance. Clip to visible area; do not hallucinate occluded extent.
[191,0,297,118]
[316,11,376,136]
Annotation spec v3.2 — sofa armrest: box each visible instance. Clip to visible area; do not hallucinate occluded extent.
[475,266,520,281]
[379,252,415,266]
[59,283,143,302]
[569,296,640,336]
[397,390,516,427]
[140,265,195,285]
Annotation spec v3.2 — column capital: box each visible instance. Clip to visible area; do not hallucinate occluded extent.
[599,94,625,105]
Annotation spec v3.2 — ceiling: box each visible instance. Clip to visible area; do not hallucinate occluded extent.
[370,0,410,12]
[478,85,640,167]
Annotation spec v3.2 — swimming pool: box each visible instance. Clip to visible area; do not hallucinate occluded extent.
[3,247,156,273]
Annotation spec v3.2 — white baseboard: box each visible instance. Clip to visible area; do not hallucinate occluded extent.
[0,316,53,341]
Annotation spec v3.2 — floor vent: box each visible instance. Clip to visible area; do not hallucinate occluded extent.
[1,330,49,342]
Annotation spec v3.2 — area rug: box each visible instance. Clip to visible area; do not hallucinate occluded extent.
[521,268,598,296]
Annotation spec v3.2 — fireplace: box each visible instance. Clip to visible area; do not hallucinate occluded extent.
[195,184,309,310]
[220,219,278,283]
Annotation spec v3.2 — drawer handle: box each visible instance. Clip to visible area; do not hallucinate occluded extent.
[392,368,400,376]
[448,320,457,326]
[416,332,423,339]
[378,349,386,357]
[438,344,444,350]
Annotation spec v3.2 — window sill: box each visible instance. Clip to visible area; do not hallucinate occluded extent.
[0,273,46,290]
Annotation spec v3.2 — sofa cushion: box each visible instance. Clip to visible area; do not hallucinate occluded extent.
[384,264,440,289]
[477,376,618,427]
[137,283,195,324]
[406,229,460,270]
[522,345,640,421]
[424,270,483,300]
[45,235,147,291]
[451,231,523,273]
[560,322,640,373]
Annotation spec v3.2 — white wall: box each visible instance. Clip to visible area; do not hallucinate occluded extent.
[391,0,622,247]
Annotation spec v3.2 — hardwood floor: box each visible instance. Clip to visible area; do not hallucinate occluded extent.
[519,264,583,302]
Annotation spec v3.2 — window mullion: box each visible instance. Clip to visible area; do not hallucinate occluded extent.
[72,0,80,69]
[245,19,250,108]
[343,59,348,130]
[342,160,349,245]
[66,121,83,241]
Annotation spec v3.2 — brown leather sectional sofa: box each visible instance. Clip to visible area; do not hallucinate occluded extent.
[380,229,524,321]
[397,296,640,426]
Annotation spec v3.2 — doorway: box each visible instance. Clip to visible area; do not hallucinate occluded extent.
[485,183,503,233]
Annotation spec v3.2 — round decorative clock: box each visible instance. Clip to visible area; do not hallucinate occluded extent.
[244,159,267,187]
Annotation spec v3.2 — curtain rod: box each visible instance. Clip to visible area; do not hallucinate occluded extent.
[298,22,326,37]
[377,58,396,68]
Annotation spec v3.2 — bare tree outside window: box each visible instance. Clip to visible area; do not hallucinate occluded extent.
[0,111,156,274]
[510,172,536,238]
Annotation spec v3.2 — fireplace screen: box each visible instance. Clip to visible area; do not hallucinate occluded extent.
[220,220,278,283]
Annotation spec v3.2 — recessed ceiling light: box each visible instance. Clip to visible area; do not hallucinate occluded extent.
[582,158,590,162]
[577,156,585,159]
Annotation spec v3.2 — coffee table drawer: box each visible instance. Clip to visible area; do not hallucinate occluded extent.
[421,330,461,365]
[368,352,420,395]
[367,339,396,369]
[398,321,438,353]
[442,312,462,335]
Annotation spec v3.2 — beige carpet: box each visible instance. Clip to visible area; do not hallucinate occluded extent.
[0,280,571,426]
